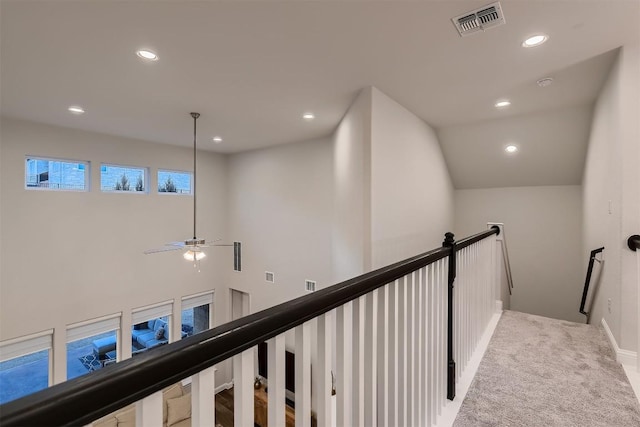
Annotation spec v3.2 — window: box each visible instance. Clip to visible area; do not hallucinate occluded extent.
[101,164,147,193]
[181,292,214,338]
[0,330,53,404]
[131,301,173,356]
[158,170,192,194]
[25,157,89,191]
[66,315,120,380]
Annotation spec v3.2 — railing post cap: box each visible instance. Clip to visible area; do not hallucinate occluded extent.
[628,235,640,251]
[443,232,455,247]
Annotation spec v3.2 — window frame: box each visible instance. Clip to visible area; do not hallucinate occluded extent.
[100,163,149,194]
[24,156,90,192]
[66,313,121,380]
[157,169,193,195]
[181,291,214,338]
[0,329,54,402]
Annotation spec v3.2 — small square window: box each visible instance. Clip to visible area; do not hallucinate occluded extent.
[101,164,148,193]
[158,170,192,195]
[25,157,89,191]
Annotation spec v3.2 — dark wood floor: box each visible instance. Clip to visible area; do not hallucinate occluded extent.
[214,387,234,427]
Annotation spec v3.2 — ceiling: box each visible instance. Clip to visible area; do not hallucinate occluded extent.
[1,1,639,188]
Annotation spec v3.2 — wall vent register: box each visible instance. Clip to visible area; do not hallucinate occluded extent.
[265,271,275,283]
[305,280,316,292]
[452,2,505,37]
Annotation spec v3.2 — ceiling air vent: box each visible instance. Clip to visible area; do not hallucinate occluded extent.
[452,2,505,37]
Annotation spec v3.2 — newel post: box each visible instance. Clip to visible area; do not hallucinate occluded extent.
[443,232,456,401]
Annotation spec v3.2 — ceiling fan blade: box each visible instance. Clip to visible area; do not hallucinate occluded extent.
[144,245,184,255]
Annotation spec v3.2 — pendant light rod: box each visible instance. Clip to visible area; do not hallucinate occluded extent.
[191,112,200,240]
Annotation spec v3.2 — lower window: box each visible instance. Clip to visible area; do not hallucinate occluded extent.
[0,349,50,404]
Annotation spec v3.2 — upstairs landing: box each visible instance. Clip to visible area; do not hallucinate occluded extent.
[453,310,640,427]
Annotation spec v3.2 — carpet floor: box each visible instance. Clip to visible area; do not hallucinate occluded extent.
[453,310,640,427]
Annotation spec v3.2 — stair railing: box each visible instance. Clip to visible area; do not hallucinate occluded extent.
[579,246,605,322]
[0,228,503,427]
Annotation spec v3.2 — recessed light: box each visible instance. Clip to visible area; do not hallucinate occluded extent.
[302,113,315,120]
[522,34,548,48]
[537,77,554,87]
[505,145,518,153]
[495,100,511,108]
[212,136,223,143]
[68,106,85,114]
[136,49,158,61]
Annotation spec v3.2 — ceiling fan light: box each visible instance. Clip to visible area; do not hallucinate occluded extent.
[184,250,206,261]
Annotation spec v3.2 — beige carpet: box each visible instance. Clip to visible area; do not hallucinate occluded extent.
[453,310,640,427]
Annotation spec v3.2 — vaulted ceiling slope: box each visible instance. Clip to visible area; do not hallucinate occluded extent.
[1,1,638,188]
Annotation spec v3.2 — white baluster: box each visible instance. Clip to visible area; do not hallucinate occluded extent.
[352,296,365,427]
[268,334,286,427]
[364,291,378,427]
[295,322,311,427]
[388,280,399,427]
[192,366,215,426]
[428,264,436,426]
[135,390,162,427]
[435,260,442,417]
[398,276,408,426]
[417,267,426,427]
[316,313,332,427]
[441,258,447,414]
[377,284,389,427]
[233,349,254,427]
[336,302,352,427]
[407,272,416,427]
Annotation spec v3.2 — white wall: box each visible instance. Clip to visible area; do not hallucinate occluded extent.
[455,186,584,322]
[332,86,454,275]
[225,137,334,313]
[332,87,373,282]
[370,88,454,268]
[223,135,334,398]
[583,44,639,353]
[0,118,229,381]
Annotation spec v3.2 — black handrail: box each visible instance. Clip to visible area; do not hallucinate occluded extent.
[0,228,500,426]
[1,247,450,426]
[455,227,500,251]
[579,247,604,318]
[628,235,640,251]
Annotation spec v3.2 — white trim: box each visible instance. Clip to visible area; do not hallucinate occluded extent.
[437,307,502,427]
[214,381,233,395]
[495,300,503,313]
[180,366,218,387]
[0,329,54,362]
[601,318,638,368]
[67,314,121,343]
[132,300,174,324]
[66,312,121,330]
[182,291,214,311]
[622,365,640,405]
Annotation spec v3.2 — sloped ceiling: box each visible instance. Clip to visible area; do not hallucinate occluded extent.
[1,1,638,188]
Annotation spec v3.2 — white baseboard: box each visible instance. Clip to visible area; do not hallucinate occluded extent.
[215,381,233,394]
[601,319,640,404]
[495,300,503,313]
[601,318,638,368]
[437,306,503,427]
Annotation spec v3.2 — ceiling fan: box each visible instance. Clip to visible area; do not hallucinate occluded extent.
[144,112,211,268]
